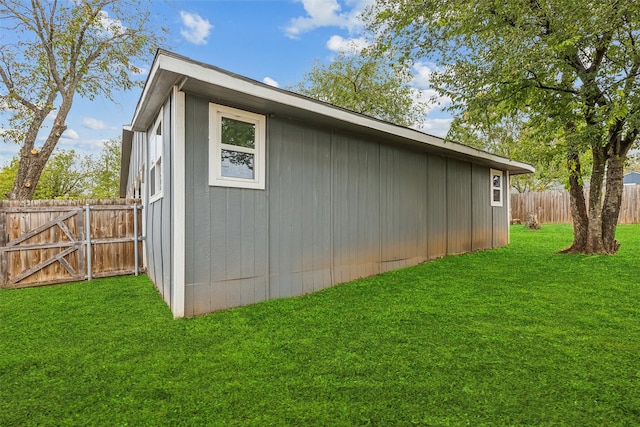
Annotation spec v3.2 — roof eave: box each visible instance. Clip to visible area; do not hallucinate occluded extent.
[127,50,534,175]
[119,126,133,198]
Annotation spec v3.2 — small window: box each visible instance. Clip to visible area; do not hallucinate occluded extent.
[209,103,266,189]
[491,169,503,207]
[149,111,163,202]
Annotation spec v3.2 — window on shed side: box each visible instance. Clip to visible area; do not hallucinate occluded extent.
[149,110,163,202]
[209,103,266,190]
[490,169,503,207]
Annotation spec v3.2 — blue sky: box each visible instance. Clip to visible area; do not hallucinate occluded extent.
[0,0,453,166]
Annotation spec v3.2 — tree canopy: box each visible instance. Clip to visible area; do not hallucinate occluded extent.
[447,113,575,193]
[0,137,121,200]
[291,49,427,127]
[366,0,640,254]
[0,0,163,199]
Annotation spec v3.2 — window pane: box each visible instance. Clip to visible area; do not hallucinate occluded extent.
[493,189,501,202]
[492,174,501,189]
[222,117,255,148]
[156,158,162,193]
[221,149,254,179]
[150,165,156,195]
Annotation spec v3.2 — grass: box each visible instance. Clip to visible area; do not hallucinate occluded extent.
[1,224,639,426]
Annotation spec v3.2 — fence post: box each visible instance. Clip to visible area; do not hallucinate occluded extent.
[133,203,139,276]
[76,207,85,281]
[85,203,92,281]
[0,208,7,287]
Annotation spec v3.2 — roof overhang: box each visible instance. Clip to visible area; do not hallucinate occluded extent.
[119,126,133,198]
[121,49,534,188]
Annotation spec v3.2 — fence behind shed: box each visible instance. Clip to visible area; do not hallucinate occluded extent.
[0,199,143,288]
[510,186,640,224]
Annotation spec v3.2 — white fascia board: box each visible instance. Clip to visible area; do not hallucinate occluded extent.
[129,56,163,132]
[137,52,535,175]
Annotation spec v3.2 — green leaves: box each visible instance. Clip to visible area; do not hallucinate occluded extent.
[0,0,165,199]
[0,138,121,200]
[367,0,640,144]
[366,0,640,243]
[290,49,427,127]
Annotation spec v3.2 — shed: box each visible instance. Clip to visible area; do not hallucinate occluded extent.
[623,171,640,185]
[120,50,534,318]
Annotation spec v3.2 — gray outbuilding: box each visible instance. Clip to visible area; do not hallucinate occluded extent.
[120,50,534,318]
[623,171,640,185]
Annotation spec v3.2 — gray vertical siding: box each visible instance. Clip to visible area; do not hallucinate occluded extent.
[379,145,429,272]
[125,132,145,198]
[268,119,333,298]
[492,173,509,247]
[145,98,173,307]
[446,159,472,255]
[426,156,447,259]
[176,94,511,315]
[472,163,493,251]
[184,95,269,316]
[184,93,211,314]
[331,132,382,284]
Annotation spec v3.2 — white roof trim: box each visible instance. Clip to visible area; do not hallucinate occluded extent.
[128,51,534,175]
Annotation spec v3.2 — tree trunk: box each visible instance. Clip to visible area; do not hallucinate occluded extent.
[9,125,65,200]
[10,151,50,200]
[561,151,588,253]
[602,154,624,253]
[585,146,606,253]
[601,125,635,254]
[562,146,625,255]
[8,95,71,200]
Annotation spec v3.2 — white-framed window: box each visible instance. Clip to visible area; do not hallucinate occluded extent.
[149,110,163,202]
[490,168,503,207]
[209,103,266,190]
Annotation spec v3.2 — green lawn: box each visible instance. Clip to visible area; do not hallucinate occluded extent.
[1,224,639,426]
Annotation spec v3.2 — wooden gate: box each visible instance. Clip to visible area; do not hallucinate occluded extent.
[0,199,142,289]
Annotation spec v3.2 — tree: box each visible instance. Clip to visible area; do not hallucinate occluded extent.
[625,151,640,173]
[34,149,90,199]
[367,0,640,254]
[0,158,18,198]
[447,113,587,193]
[0,140,122,200]
[87,137,120,198]
[0,0,163,200]
[291,49,426,127]
[0,149,90,199]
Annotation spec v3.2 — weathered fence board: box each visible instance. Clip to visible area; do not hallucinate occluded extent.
[511,186,640,224]
[0,199,143,288]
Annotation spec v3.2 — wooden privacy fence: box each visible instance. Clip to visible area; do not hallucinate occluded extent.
[0,199,143,289]
[511,185,640,224]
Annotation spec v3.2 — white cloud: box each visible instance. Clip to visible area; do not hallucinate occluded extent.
[414,118,453,138]
[98,11,126,36]
[57,137,108,155]
[411,62,452,113]
[326,35,369,53]
[82,117,109,130]
[285,0,371,38]
[263,77,280,88]
[180,11,213,45]
[62,128,79,140]
[412,62,439,89]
